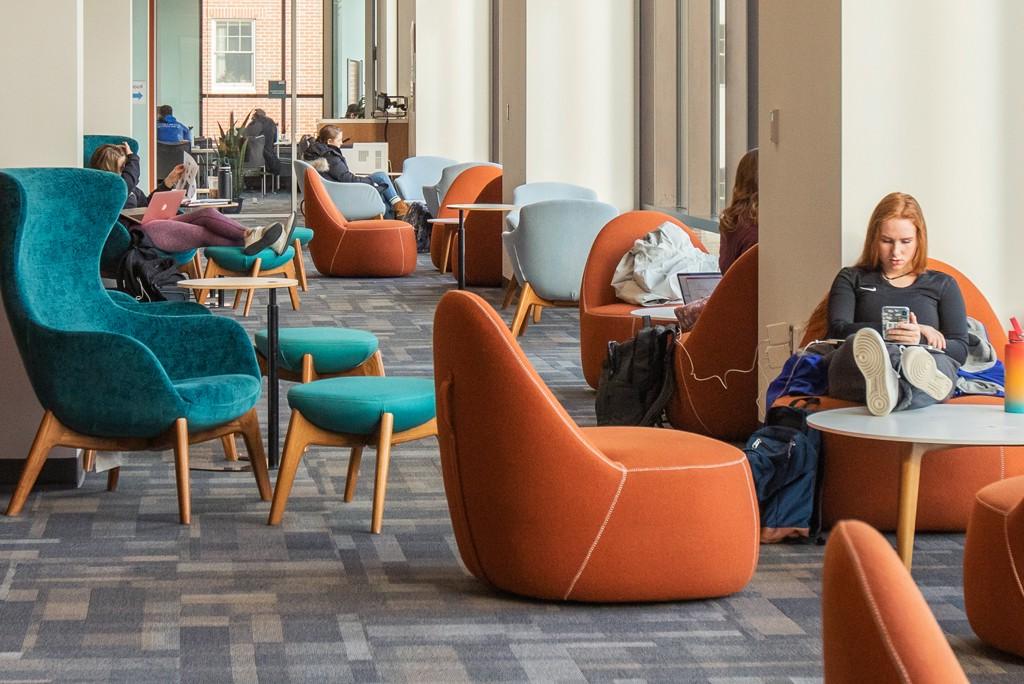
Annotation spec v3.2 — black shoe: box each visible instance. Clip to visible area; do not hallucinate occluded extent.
[243,222,283,256]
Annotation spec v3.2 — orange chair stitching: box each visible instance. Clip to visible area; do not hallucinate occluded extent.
[563,468,628,600]
[626,456,748,473]
[739,460,761,574]
[1003,514,1024,604]
[836,527,912,683]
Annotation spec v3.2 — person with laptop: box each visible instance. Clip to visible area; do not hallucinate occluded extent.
[89,143,287,255]
[806,192,967,417]
[674,148,760,331]
[302,125,409,219]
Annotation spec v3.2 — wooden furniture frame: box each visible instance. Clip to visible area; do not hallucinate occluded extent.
[6,408,271,525]
[194,256,301,317]
[256,350,386,383]
[508,281,574,337]
[268,411,437,533]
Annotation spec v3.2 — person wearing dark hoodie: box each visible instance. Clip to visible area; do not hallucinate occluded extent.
[303,124,409,218]
[89,143,286,255]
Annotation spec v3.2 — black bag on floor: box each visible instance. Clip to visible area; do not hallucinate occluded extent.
[744,398,825,543]
[404,201,433,253]
[595,325,676,426]
[114,228,187,302]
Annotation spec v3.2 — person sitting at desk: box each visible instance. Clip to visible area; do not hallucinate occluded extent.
[806,192,967,417]
[303,125,409,219]
[244,108,282,175]
[156,105,192,144]
[89,143,286,255]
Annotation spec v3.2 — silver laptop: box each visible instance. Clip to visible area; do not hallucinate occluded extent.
[676,272,723,304]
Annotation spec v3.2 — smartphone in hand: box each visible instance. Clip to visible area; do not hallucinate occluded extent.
[881,305,910,339]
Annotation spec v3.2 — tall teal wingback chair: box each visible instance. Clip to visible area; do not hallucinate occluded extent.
[0,168,271,524]
[506,199,619,337]
[395,155,456,203]
[83,135,138,167]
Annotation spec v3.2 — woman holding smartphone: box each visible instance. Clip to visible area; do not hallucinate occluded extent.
[816,192,968,416]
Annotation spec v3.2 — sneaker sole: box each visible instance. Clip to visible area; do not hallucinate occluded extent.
[243,224,283,256]
[853,328,898,416]
[901,346,953,401]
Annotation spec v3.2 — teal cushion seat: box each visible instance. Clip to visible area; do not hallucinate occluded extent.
[255,327,378,374]
[173,374,263,432]
[204,245,296,272]
[162,247,198,266]
[293,226,314,245]
[289,377,436,435]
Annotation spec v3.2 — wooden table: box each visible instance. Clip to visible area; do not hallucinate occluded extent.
[178,277,298,469]
[446,203,516,290]
[807,404,1024,570]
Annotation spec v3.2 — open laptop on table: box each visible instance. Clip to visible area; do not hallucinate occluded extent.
[676,272,722,304]
[119,189,186,225]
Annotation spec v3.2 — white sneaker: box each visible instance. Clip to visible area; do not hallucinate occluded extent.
[243,223,283,256]
[900,346,953,401]
[269,215,296,256]
[853,327,899,416]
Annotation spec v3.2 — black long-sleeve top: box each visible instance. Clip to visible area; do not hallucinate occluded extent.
[119,154,170,209]
[826,267,969,364]
[302,141,382,189]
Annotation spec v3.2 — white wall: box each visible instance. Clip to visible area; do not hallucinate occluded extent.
[525,0,635,210]
[414,0,491,161]
[842,0,1024,322]
[0,1,84,167]
[85,0,134,137]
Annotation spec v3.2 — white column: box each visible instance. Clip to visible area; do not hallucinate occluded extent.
[0,0,84,167]
[84,0,134,137]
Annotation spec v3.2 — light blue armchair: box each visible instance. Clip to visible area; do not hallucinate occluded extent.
[294,158,385,220]
[506,199,619,337]
[0,168,272,524]
[505,182,598,232]
[395,155,456,203]
[424,162,502,217]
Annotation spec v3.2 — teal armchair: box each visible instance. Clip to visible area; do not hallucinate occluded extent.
[83,134,138,167]
[0,168,271,524]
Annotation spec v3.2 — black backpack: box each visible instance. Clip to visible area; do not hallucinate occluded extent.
[114,228,187,303]
[595,325,676,426]
[743,398,825,543]
[404,201,433,253]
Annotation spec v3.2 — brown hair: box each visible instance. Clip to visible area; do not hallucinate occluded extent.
[318,124,342,144]
[719,148,758,234]
[89,144,127,173]
[853,192,929,274]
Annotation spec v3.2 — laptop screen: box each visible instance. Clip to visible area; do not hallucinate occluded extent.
[676,272,722,304]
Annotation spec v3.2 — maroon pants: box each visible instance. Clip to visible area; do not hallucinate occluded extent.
[140,208,247,252]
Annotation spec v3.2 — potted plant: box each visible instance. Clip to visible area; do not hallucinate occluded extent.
[216,110,253,197]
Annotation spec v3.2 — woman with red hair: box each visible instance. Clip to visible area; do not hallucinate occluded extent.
[817,192,967,416]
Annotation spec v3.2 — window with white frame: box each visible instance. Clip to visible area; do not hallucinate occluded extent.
[212,20,255,91]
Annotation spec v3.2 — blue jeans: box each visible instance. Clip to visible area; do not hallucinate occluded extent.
[369,172,400,216]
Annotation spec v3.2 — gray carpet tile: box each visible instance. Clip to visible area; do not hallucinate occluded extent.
[0,192,1020,681]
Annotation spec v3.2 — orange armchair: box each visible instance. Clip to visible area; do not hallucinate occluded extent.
[963,475,1024,658]
[432,290,758,602]
[579,211,707,388]
[778,259,1023,530]
[304,169,417,277]
[667,246,759,442]
[429,165,504,286]
[822,520,967,683]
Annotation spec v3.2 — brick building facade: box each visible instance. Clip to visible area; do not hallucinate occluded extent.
[201,0,324,141]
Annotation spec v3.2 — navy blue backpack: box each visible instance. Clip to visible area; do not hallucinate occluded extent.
[743,398,824,543]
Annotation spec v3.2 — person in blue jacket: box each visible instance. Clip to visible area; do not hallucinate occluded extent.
[156,105,192,144]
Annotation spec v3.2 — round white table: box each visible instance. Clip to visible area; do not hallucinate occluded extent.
[630,306,681,327]
[179,277,298,469]
[807,404,1024,570]
[446,203,516,290]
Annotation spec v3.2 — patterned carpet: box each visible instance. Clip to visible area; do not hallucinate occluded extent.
[0,196,1020,682]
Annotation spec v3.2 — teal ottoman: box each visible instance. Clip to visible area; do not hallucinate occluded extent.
[268,376,437,533]
[254,327,384,382]
[198,244,301,316]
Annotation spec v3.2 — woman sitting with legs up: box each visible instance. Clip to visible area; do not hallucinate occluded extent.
[89,143,286,255]
[815,192,966,416]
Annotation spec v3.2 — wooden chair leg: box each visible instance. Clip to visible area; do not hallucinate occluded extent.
[232,289,244,310]
[344,446,363,502]
[221,435,239,461]
[360,350,385,377]
[509,283,537,338]
[370,413,395,534]
[533,304,543,324]
[83,449,96,472]
[293,238,309,292]
[172,418,191,525]
[285,263,301,311]
[238,409,271,501]
[243,258,262,317]
[191,252,203,281]
[440,228,454,274]
[194,259,220,305]
[301,354,315,383]
[6,411,61,516]
[268,411,311,524]
[501,278,519,310]
[106,468,120,492]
